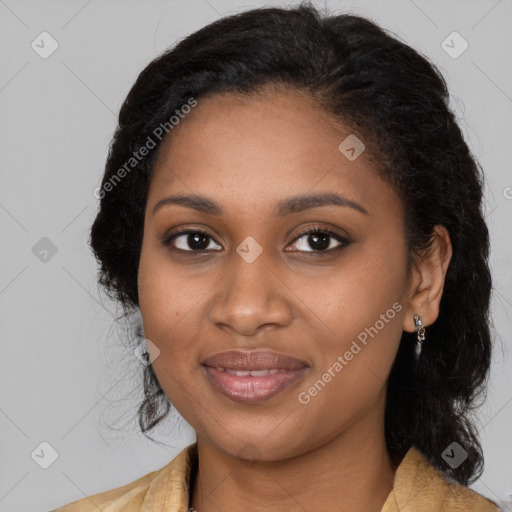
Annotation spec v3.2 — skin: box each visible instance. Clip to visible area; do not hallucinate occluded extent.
[137,86,452,512]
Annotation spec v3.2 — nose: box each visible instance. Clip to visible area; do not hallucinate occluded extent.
[208,252,293,337]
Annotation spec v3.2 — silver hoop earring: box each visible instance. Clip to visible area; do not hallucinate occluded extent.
[413,314,425,359]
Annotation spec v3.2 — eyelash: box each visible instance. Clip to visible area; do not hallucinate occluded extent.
[160,225,350,255]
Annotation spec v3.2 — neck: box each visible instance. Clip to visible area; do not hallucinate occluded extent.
[189,401,397,512]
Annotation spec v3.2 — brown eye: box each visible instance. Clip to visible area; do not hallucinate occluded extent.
[287,226,350,253]
[161,228,222,252]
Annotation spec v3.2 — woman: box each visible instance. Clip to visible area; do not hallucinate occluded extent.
[53,3,500,511]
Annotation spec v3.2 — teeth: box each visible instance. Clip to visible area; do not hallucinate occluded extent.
[226,369,251,376]
[220,368,288,376]
[247,369,270,377]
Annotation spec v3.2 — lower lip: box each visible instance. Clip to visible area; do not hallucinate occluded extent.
[203,366,308,404]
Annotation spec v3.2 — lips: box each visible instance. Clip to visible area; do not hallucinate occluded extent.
[201,350,308,371]
[201,350,309,403]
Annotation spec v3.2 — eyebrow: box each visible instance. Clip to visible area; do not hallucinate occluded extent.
[152,192,369,217]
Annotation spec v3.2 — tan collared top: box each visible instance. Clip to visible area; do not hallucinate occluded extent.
[52,442,500,511]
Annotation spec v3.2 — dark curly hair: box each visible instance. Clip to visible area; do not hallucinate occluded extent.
[89,2,493,486]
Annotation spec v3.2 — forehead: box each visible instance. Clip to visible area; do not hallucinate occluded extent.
[149,88,396,219]
[154,87,355,171]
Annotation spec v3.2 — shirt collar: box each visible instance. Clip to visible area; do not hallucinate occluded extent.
[141,442,197,512]
[141,443,497,512]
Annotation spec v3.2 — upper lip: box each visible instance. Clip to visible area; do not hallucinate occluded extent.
[202,350,308,371]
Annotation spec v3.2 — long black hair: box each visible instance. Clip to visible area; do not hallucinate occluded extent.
[89,2,493,486]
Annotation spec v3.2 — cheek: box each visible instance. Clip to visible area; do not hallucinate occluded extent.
[296,238,407,349]
[295,305,403,441]
[137,258,197,404]
[295,238,407,406]
[138,243,204,340]
[137,256,200,411]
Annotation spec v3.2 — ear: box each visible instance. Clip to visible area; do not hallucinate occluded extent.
[402,225,453,333]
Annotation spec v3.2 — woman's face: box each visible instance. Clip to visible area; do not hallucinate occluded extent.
[137,87,415,460]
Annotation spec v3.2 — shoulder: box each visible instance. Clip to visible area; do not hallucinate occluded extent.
[50,442,197,512]
[383,446,501,512]
[50,468,159,512]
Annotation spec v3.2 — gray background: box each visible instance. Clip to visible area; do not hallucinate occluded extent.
[1,0,511,510]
